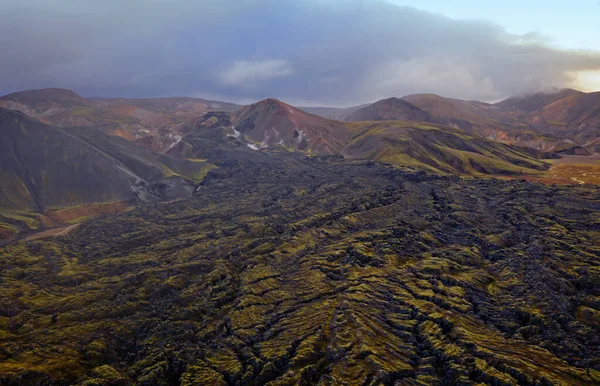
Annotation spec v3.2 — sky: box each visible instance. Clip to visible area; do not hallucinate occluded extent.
[0,0,599,106]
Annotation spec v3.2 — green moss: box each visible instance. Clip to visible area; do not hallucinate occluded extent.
[546,120,568,126]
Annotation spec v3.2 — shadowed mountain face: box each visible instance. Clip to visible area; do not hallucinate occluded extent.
[233,98,351,154]
[0,107,214,236]
[0,154,598,385]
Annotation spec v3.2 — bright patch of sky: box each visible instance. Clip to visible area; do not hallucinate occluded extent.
[389,0,600,51]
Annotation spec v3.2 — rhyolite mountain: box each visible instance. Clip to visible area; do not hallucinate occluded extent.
[0,88,240,152]
[5,87,600,155]
[232,98,351,154]
[165,98,551,177]
[300,88,600,154]
[345,97,436,123]
[495,89,600,152]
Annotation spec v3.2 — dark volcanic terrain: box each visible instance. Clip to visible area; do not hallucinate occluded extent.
[0,151,599,385]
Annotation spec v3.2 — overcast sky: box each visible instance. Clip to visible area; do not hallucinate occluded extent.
[1,0,600,106]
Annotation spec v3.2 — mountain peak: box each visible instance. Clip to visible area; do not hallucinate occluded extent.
[234,99,349,154]
[346,97,435,122]
[255,97,288,107]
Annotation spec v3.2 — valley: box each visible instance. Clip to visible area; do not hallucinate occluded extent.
[0,87,599,385]
[1,153,599,385]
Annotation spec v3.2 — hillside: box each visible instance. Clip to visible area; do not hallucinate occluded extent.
[0,154,598,385]
[0,89,241,152]
[343,121,550,175]
[0,88,142,131]
[346,97,435,123]
[495,89,600,152]
[494,88,584,113]
[0,108,214,241]
[300,91,600,154]
[233,98,350,154]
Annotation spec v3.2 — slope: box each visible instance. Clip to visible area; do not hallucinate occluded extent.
[495,89,600,152]
[0,108,214,239]
[0,88,141,130]
[233,98,350,154]
[494,88,584,113]
[343,121,550,175]
[346,97,436,123]
[0,89,242,152]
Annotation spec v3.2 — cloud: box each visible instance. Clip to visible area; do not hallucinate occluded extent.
[363,57,499,102]
[219,59,294,88]
[1,0,599,105]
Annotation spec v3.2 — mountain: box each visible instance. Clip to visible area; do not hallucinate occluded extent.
[402,93,507,126]
[299,91,600,154]
[0,89,241,152]
[0,107,214,240]
[233,98,350,154]
[160,98,553,177]
[0,88,141,129]
[343,121,550,175]
[346,97,436,122]
[0,153,597,385]
[400,92,600,153]
[87,97,240,151]
[0,88,87,107]
[494,88,584,113]
[496,89,600,151]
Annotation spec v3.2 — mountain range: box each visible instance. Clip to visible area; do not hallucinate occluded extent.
[2,86,599,243]
[304,88,600,153]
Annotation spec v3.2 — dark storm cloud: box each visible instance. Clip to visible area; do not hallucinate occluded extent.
[1,0,600,105]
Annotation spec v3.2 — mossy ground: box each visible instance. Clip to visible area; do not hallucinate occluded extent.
[0,154,598,385]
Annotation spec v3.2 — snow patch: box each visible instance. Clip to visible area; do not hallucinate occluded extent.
[231,126,241,139]
[295,129,305,144]
[166,134,182,151]
[247,143,260,151]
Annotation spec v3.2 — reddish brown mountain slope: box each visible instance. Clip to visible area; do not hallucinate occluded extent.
[494,88,584,113]
[399,93,594,152]
[233,98,350,154]
[0,89,241,152]
[496,89,600,152]
[346,97,435,122]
